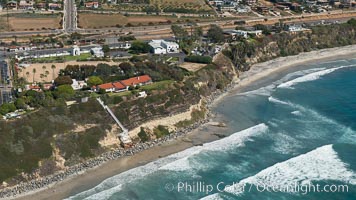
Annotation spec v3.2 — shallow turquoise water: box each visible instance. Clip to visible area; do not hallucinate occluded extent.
[67,58,356,200]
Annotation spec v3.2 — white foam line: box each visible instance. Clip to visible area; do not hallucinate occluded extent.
[236,67,326,96]
[202,145,356,199]
[277,65,355,88]
[66,124,269,200]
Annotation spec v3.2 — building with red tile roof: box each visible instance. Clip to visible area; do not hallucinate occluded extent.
[120,75,152,89]
[94,75,152,93]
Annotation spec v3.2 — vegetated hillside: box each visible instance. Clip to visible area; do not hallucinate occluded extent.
[0,54,237,185]
[223,22,356,71]
[0,99,115,184]
[109,56,237,130]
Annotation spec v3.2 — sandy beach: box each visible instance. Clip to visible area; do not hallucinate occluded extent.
[9,44,356,200]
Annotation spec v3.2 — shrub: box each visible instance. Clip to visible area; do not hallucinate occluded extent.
[184,55,212,64]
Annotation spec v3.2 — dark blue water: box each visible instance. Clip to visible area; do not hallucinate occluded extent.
[67,58,356,200]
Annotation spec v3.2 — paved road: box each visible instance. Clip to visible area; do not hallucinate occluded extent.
[0,60,12,105]
[63,0,77,32]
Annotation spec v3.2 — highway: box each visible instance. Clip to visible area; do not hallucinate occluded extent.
[63,0,77,32]
[0,59,12,105]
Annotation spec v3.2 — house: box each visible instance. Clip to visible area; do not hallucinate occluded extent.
[71,79,87,90]
[18,0,34,10]
[6,1,18,9]
[287,25,311,33]
[43,84,53,90]
[25,84,41,92]
[112,82,126,92]
[149,40,179,54]
[94,75,152,93]
[120,75,152,89]
[95,82,126,93]
[48,3,61,10]
[85,1,99,8]
[248,30,263,37]
[36,2,46,9]
[96,83,116,93]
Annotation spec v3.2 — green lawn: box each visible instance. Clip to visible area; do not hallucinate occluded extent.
[108,90,132,97]
[31,53,92,63]
[140,80,174,91]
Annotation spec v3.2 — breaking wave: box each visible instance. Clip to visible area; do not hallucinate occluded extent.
[202,145,356,199]
[277,65,355,89]
[66,124,268,200]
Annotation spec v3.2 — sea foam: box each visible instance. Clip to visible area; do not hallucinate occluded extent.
[202,145,356,199]
[277,65,355,89]
[66,124,268,200]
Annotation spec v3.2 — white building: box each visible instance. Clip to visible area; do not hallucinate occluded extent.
[72,45,81,56]
[91,47,104,57]
[71,79,87,90]
[288,25,311,33]
[149,40,179,55]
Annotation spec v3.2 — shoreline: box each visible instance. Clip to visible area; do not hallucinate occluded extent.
[4,44,356,200]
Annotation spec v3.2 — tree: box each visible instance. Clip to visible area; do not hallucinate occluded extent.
[253,24,271,35]
[14,98,26,109]
[32,68,36,83]
[26,71,30,82]
[54,85,75,99]
[129,40,151,54]
[347,18,356,27]
[0,103,16,115]
[87,76,103,87]
[102,45,110,54]
[171,25,188,41]
[207,24,225,43]
[51,65,56,80]
[138,127,150,142]
[54,76,73,86]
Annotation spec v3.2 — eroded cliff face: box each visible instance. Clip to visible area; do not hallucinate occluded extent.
[225,23,356,71]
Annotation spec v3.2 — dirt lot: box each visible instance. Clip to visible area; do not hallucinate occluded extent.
[19,61,121,83]
[78,13,177,28]
[7,15,61,31]
[179,62,206,72]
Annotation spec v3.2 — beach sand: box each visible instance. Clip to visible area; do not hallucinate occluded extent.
[12,45,356,200]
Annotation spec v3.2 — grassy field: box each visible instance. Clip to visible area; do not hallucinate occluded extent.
[3,14,62,31]
[150,0,212,12]
[31,53,92,63]
[78,13,178,28]
[140,80,174,91]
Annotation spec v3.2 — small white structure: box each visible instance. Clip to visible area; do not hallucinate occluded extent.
[72,45,81,56]
[71,79,87,90]
[149,40,179,54]
[138,91,147,98]
[288,25,311,33]
[91,47,104,57]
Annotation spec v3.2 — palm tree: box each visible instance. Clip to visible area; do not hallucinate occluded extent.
[51,65,56,80]
[40,74,45,82]
[32,68,36,83]
[42,65,46,74]
[26,72,30,82]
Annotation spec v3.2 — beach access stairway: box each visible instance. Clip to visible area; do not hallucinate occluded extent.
[96,98,132,145]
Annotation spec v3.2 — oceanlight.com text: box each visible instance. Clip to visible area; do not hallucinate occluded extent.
[164,181,349,195]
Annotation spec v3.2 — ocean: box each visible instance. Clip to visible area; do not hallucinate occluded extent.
[66,58,356,200]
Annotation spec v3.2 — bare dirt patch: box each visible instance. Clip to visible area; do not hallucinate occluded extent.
[78,13,176,28]
[179,62,206,72]
[8,16,61,31]
[19,60,121,83]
